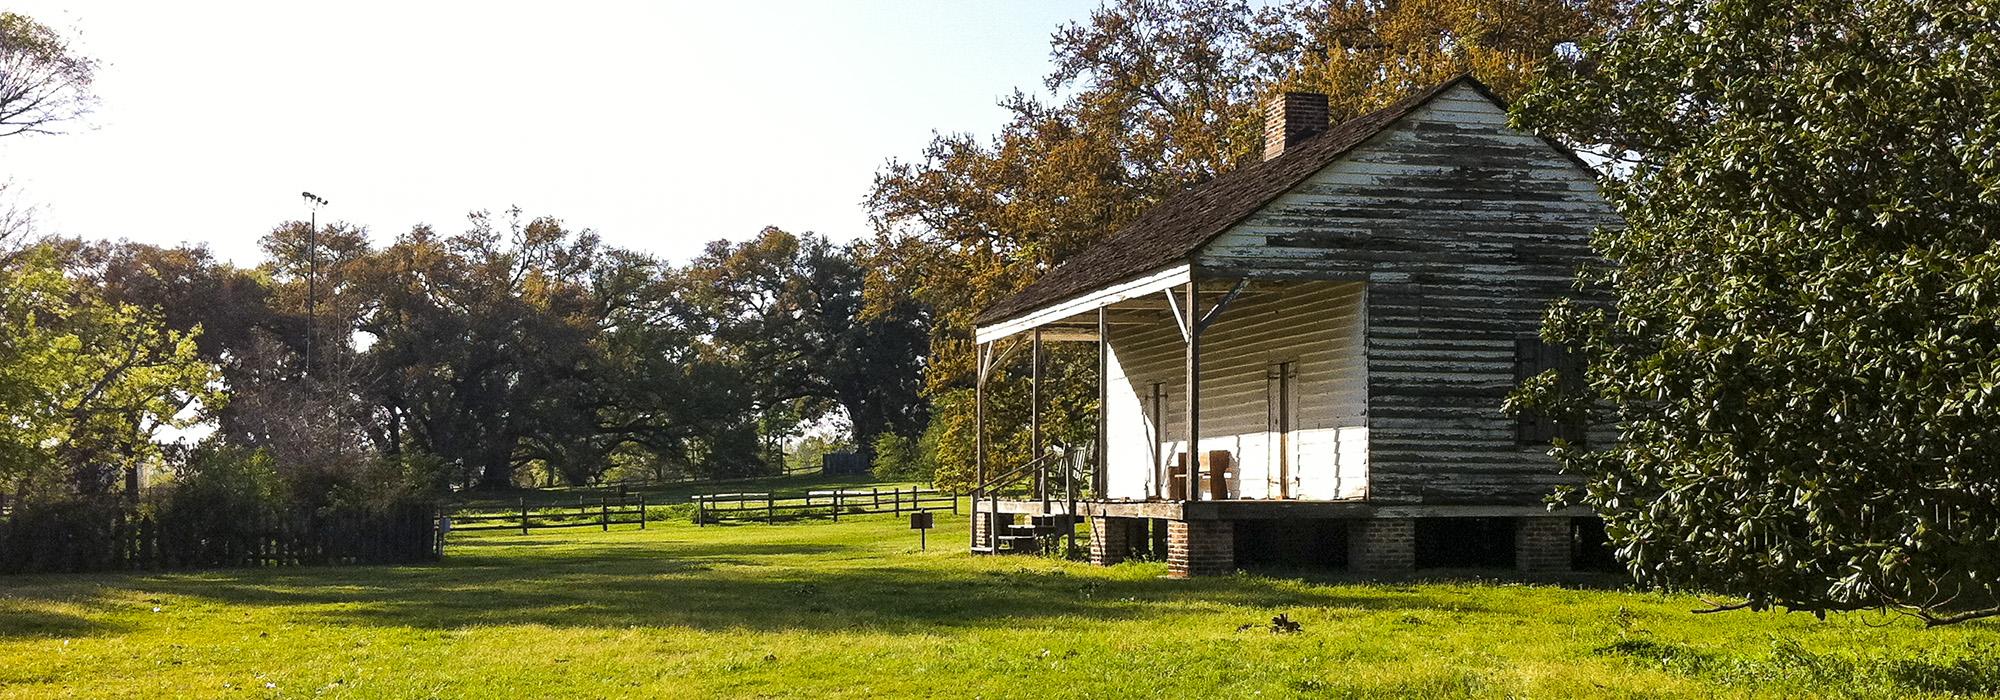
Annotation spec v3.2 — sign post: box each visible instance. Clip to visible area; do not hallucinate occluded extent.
[910,511,934,550]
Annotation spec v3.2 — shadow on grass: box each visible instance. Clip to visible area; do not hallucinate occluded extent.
[0,533,1521,636]
[1596,635,2000,696]
[0,606,124,640]
[1254,565,1640,592]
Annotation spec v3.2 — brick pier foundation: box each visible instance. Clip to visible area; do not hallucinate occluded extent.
[973,512,1013,547]
[1089,517,1136,565]
[1514,516,1572,573]
[1346,517,1414,573]
[1167,520,1234,577]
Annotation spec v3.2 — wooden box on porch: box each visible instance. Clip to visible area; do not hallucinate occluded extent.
[1168,450,1234,501]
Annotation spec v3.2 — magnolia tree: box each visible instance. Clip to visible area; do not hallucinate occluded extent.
[1512,0,2000,624]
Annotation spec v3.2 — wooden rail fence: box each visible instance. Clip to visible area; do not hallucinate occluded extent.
[516,464,825,499]
[694,487,956,525]
[449,495,648,534]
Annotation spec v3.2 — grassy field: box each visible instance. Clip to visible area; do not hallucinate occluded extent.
[1,511,1996,698]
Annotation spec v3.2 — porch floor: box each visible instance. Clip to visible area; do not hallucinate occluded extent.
[974,498,1591,521]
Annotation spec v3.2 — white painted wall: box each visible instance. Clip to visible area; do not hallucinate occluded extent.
[1101,280,1368,501]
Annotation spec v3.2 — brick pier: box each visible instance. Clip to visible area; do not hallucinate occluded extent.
[1346,517,1414,573]
[1514,516,1572,573]
[973,512,1013,547]
[1089,517,1136,565]
[1167,520,1234,577]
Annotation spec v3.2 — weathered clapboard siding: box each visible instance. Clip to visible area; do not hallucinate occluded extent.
[1196,82,1618,505]
[1101,281,1367,501]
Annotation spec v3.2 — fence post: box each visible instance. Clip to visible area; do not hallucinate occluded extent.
[833,491,841,522]
[952,490,960,515]
[601,496,609,531]
[893,487,902,516]
[696,496,705,527]
[520,498,529,535]
[872,487,880,510]
[638,494,647,530]
[766,493,775,525]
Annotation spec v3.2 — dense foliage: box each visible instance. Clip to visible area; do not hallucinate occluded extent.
[868,0,1623,489]
[1513,0,2000,624]
[220,217,923,489]
[0,247,219,497]
[0,217,926,525]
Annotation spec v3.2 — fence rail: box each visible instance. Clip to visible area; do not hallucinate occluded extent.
[449,495,648,533]
[506,464,826,499]
[694,487,956,525]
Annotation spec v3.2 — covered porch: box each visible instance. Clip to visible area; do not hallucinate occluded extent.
[967,263,1371,555]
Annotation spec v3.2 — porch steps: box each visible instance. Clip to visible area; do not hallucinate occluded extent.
[974,514,1080,556]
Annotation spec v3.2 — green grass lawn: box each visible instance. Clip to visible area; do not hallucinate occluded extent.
[1,511,1996,699]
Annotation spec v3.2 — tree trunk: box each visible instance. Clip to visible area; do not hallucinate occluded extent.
[477,445,515,489]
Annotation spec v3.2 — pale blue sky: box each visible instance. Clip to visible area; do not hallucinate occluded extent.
[1,1,1101,262]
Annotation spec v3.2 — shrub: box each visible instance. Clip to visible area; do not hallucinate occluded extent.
[146,445,286,567]
[870,433,927,479]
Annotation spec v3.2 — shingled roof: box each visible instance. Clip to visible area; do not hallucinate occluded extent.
[973,74,1496,327]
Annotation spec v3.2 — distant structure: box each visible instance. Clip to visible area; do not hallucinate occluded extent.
[822,452,870,476]
[966,75,1622,576]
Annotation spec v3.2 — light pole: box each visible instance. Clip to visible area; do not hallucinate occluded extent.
[300,191,329,377]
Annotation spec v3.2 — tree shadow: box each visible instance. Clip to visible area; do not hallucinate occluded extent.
[1257,565,1640,592]
[0,606,123,640]
[0,535,1520,635]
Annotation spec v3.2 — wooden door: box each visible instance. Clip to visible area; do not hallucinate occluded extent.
[1265,361,1298,499]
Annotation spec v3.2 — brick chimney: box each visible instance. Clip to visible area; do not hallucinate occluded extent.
[1263,91,1330,161]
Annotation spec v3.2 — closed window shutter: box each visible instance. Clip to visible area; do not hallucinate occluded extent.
[1515,338,1585,446]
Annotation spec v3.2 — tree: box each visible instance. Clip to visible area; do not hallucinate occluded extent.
[63,241,274,364]
[683,228,930,461]
[350,211,606,489]
[1258,0,1626,114]
[0,12,98,138]
[587,253,770,482]
[0,247,221,497]
[338,210,799,487]
[1512,0,2000,625]
[868,0,1624,486]
[0,181,39,259]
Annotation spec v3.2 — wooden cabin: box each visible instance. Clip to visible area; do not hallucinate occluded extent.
[966,75,1622,576]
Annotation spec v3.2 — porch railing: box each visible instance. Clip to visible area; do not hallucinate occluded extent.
[967,451,1087,552]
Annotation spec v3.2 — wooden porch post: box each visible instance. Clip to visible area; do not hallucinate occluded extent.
[1184,278,1202,502]
[973,341,988,550]
[1032,327,1045,511]
[1096,306,1108,496]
